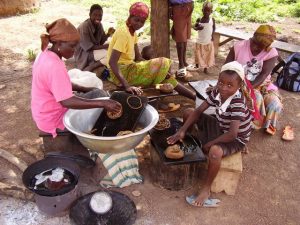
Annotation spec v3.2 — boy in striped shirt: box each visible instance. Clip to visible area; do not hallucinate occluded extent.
[168,61,253,207]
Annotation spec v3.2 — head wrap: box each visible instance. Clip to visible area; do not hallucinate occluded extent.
[253,24,276,51]
[129,2,149,19]
[40,18,80,51]
[221,61,261,119]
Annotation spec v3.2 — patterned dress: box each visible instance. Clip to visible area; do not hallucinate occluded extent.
[107,25,177,88]
[234,39,283,129]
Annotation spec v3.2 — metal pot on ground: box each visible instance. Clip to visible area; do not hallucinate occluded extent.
[22,157,80,216]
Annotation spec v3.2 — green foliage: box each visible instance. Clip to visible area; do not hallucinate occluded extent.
[275,27,283,34]
[276,0,297,3]
[291,2,300,17]
[193,0,299,23]
[29,7,40,14]
[293,29,300,34]
[61,0,299,25]
[27,49,37,62]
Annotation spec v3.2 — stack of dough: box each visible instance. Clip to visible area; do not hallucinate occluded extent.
[155,83,174,94]
[154,115,171,130]
[107,105,123,119]
[164,144,184,159]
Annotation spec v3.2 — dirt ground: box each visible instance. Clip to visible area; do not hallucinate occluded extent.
[0,0,300,225]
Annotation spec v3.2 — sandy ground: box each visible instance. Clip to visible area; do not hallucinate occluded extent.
[0,0,300,225]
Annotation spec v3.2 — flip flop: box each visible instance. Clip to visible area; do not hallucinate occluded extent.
[186,64,200,72]
[265,124,276,135]
[158,103,180,113]
[282,125,294,141]
[176,67,187,78]
[186,195,220,208]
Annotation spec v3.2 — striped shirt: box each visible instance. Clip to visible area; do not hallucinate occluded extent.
[206,89,253,145]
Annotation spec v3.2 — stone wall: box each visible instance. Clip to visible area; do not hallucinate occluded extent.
[0,0,39,17]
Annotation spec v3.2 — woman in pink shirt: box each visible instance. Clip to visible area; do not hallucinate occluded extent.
[225,24,282,135]
[31,18,121,138]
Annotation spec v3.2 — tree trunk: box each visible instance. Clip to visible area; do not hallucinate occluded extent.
[0,0,39,17]
[150,0,170,58]
[149,144,203,191]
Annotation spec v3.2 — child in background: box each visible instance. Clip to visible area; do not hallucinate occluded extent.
[141,45,154,60]
[168,61,253,207]
[188,1,215,74]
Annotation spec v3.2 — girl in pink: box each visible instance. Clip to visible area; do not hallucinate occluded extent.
[225,24,283,135]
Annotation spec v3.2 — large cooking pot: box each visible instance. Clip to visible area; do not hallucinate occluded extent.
[22,157,80,197]
[22,157,81,216]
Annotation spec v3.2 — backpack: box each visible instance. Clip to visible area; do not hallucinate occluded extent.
[274,52,300,92]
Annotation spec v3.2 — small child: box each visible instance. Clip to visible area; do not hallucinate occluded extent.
[188,1,215,74]
[141,45,154,60]
[168,61,253,207]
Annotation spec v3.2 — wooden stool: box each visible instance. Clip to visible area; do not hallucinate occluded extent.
[211,152,243,195]
[39,130,90,158]
[149,144,203,191]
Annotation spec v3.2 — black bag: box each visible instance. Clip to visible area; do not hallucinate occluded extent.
[274,52,300,92]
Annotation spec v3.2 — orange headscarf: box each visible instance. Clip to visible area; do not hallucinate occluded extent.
[253,24,276,51]
[40,18,80,51]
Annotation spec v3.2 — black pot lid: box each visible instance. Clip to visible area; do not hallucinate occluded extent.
[69,191,137,225]
[45,151,95,168]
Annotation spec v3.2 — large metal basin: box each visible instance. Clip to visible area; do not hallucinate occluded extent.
[63,100,159,154]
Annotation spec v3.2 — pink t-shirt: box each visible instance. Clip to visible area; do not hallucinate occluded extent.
[234,39,278,90]
[31,50,73,137]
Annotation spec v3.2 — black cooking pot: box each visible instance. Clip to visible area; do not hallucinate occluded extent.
[22,157,80,197]
[69,191,137,225]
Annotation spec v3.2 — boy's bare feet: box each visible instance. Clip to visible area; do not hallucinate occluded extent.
[193,186,211,206]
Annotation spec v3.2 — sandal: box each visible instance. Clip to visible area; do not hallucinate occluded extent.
[186,64,200,72]
[282,125,294,141]
[186,195,220,208]
[176,67,187,78]
[265,124,276,135]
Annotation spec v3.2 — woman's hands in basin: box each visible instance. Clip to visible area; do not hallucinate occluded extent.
[103,100,122,113]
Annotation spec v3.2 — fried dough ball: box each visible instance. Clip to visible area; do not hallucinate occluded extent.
[164,144,184,159]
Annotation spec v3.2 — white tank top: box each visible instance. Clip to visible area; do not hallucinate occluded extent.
[196,17,213,45]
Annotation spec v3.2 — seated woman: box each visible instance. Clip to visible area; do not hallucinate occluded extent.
[225,24,283,135]
[74,4,115,72]
[32,18,121,138]
[107,2,195,99]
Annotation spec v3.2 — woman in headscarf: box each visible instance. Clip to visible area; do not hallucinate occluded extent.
[225,24,283,135]
[107,2,195,100]
[31,18,121,138]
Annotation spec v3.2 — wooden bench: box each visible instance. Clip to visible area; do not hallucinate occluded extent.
[189,26,300,56]
[213,27,300,55]
[39,130,90,157]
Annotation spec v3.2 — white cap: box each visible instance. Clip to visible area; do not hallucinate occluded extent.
[221,61,245,81]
